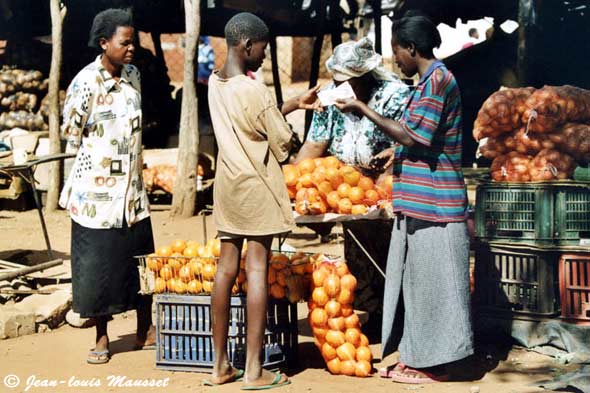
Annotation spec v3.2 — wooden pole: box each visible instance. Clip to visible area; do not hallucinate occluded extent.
[373,0,382,54]
[45,1,66,212]
[171,0,200,217]
[269,36,283,105]
[304,34,323,136]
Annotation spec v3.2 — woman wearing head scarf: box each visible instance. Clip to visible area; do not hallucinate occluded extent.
[296,37,409,172]
[295,38,410,339]
[335,15,473,383]
[59,8,155,364]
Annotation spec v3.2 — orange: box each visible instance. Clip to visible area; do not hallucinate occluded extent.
[231,283,240,295]
[326,358,341,374]
[355,360,372,377]
[336,342,356,361]
[325,300,342,318]
[327,316,346,331]
[202,280,214,293]
[313,326,328,339]
[271,253,289,269]
[321,342,338,361]
[287,187,296,200]
[202,263,216,281]
[325,330,346,347]
[360,334,369,347]
[330,173,344,189]
[183,245,199,258]
[337,183,351,198]
[310,307,328,327]
[187,279,203,294]
[344,328,361,346]
[339,360,356,376]
[211,240,221,257]
[340,166,361,186]
[325,167,339,182]
[167,253,183,271]
[282,164,299,187]
[351,204,368,215]
[341,274,357,291]
[358,176,375,191]
[356,346,372,362]
[326,191,340,210]
[166,278,177,292]
[364,189,380,206]
[341,304,354,317]
[297,158,316,175]
[313,157,325,168]
[146,256,162,272]
[335,262,349,277]
[309,200,328,215]
[312,287,329,306]
[179,265,192,283]
[295,200,309,215]
[337,289,354,305]
[156,246,172,257]
[276,270,288,286]
[267,268,277,284]
[344,313,360,329]
[348,187,365,204]
[317,181,333,199]
[323,274,340,297]
[174,280,187,294]
[295,181,304,191]
[306,187,321,203]
[236,269,247,284]
[155,277,167,293]
[338,198,353,214]
[314,336,326,349]
[324,156,341,169]
[159,265,173,280]
[311,169,326,186]
[189,259,202,276]
[299,173,314,187]
[171,239,187,254]
[312,268,328,287]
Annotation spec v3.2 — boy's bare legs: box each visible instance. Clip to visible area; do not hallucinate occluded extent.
[243,236,289,386]
[211,237,243,384]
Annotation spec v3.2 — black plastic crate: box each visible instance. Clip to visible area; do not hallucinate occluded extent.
[475,182,590,246]
[155,294,298,372]
[474,243,559,316]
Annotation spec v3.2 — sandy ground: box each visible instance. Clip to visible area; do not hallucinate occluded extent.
[0,208,578,393]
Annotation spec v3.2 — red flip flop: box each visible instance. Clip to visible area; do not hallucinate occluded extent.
[390,364,449,384]
[378,362,404,378]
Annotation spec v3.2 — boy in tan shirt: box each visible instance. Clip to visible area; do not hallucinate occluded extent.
[206,12,319,390]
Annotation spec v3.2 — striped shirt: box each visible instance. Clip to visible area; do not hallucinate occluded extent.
[392,60,467,222]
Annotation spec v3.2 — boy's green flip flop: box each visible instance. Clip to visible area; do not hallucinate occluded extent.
[203,369,244,386]
[240,372,291,390]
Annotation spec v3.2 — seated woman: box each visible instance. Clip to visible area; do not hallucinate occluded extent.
[294,38,410,338]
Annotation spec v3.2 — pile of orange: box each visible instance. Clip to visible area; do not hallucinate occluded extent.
[308,256,373,377]
[146,240,313,302]
[283,157,393,216]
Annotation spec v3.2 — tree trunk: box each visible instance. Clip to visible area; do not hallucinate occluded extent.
[45,0,66,212]
[171,0,200,217]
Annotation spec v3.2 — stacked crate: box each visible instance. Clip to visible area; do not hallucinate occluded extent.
[474,181,590,323]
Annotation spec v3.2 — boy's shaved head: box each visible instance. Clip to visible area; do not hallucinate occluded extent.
[224,12,269,46]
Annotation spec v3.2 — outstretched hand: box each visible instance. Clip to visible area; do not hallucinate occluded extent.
[335,98,365,115]
[298,84,323,112]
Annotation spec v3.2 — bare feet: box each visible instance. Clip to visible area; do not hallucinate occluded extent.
[135,325,156,349]
[206,364,243,385]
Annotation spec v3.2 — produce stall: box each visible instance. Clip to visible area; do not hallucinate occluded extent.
[471,85,590,365]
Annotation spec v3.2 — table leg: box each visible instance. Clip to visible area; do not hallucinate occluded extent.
[27,169,54,260]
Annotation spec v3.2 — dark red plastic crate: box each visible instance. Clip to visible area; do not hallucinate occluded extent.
[559,253,590,323]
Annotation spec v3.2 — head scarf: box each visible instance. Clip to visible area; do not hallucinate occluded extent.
[325,37,394,81]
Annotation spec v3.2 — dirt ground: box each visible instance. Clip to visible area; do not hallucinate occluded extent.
[0,208,578,393]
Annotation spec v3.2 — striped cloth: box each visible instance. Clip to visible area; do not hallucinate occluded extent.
[392,60,467,222]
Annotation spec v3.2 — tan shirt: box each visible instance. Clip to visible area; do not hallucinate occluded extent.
[208,72,295,236]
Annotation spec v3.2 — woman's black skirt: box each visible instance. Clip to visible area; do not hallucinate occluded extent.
[70,218,154,318]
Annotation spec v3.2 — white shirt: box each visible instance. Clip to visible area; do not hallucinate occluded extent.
[59,55,150,229]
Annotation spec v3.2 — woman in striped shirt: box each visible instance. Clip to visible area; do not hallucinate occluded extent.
[335,15,472,384]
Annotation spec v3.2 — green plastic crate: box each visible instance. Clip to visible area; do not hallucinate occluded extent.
[475,182,590,246]
[474,243,559,316]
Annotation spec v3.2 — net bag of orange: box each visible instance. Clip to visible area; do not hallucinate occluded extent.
[307,255,373,377]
